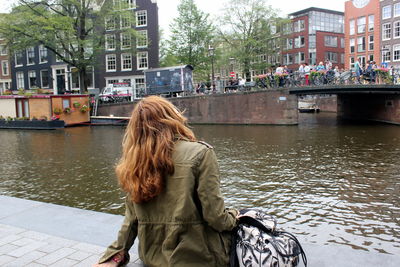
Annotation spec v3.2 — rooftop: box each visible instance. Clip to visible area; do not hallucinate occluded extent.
[289,7,344,17]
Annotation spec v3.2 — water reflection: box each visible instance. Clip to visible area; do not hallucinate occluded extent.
[0,113,399,254]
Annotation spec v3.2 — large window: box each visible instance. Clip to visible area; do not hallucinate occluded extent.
[135,78,145,97]
[28,70,37,89]
[136,10,147,27]
[137,51,148,69]
[0,44,7,55]
[357,36,366,52]
[120,14,132,29]
[106,54,117,72]
[383,23,392,40]
[105,34,116,50]
[40,70,49,88]
[350,38,355,53]
[383,5,392,20]
[394,21,400,38]
[309,11,344,34]
[341,38,345,48]
[16,72,24,89]
[357,17,366,33]
[136,30,148,48]
[121,53,132,71]
[382,47,391,62]
[349,19,355,35]
[26,47,35,65]
[369,35,374,50]
[39,45,48,63]
[349,57,355,69]
[294,52,305,64]
[105,16,117,31]
[286,38,293,49]
[121,33,131,49]
[395,3,400,17]
[394,44,400,61]
[324,36,337,47]
[368,15,374,31]
[71,68,80,89]
[309,35,316,49]
[294,36,305,48]
[325,52,338,63]
[1,60,8,76]
[121,0,135,9]
[15,51,23,66]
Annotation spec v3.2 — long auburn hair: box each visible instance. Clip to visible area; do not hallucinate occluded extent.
[116,96,196,204]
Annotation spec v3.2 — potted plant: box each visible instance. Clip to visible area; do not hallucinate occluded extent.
[80,105,89,113]
[53,107,62,115]
[73,102,81,108]
[63,107,72,114]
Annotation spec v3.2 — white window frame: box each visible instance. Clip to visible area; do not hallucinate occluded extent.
[349,19,355,35]
[40,69,50,88]
[26,47,35,65]
[39,45,48,64]
[120,33,132,50]
[394,3,400,17]
[357,16,366,34]
[1,60,9,76]
[383,5,392,20]
[137,51,148,70]
[382,23,392,40]
[136,30,148,48]
[136,10,147,27]
[0,44,7,56]
[105,16,116,31]
[350,38,355,53]
[120,14,131,29]
[15,51,23,67]
[393,44,400,62]
[106,54,117,72]
[368,15,374,32]
[16,71,25,89]
[324,36,338,47]
[394,21,400,39]
[357,36,366,52]
[28,70,37,89]
[382,47,391,62]
[121,53,132,71]
[368,35,374,51]
[105,34,116,51]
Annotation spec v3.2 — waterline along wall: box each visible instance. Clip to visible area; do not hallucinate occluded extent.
[97,90,299,125]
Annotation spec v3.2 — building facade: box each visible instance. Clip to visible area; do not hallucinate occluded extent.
[9,0,159,96]
[344,0,380,69]
[380,0,400,68]
[281,8,345,70]
[0,37,11,93]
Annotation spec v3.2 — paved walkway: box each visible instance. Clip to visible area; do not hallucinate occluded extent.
[0,195,399,266]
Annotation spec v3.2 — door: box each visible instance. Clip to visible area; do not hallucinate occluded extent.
[56,69,66,94]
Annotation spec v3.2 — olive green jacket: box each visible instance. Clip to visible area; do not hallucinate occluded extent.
[99,140,238,267]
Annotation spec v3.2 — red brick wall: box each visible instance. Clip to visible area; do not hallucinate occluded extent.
[316,31,345,69]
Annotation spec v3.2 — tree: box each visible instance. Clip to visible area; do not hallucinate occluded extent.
[159,29,178,67]
[168,0,214,77]
[0,0,138,94]
[219,0,281,80]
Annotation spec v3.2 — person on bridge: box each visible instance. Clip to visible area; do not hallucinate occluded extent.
[354,58,363,84]
[94,96,238,267]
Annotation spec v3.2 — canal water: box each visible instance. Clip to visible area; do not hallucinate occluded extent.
[0,113,399,255]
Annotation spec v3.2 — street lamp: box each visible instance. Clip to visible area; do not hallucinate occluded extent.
[208,45,215,92]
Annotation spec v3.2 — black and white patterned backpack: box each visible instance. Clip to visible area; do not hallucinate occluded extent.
[230,209,307,267]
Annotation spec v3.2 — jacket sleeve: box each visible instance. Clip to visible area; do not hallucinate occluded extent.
[196,147,238,232]
[98,197,138,265]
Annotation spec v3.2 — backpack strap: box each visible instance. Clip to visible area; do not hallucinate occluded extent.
[237,216,308,267]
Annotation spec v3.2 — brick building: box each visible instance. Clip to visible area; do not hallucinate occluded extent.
[281,8,345,71]
[344,0,381,69]
[0,36,11,93]
[380,0,400,68]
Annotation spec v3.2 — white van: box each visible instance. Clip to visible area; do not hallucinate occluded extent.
[99,83,134,102]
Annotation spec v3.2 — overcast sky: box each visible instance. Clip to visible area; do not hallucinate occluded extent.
[1,0,347,36]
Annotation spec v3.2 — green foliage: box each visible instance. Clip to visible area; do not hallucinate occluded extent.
[63,107,71,114]
[168,0,215,75]
[53,107,62,115]
[0,0,138,93]
[17,88,25,95]
[80,105,89,113]
[73,102,81,108]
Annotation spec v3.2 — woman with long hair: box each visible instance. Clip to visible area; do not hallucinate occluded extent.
[94,96,237,267]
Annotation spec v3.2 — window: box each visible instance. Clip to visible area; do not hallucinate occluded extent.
[1,60,8,76]
[395,3,400,17]
[121,0,135,9]
[394,45,400,61]
[107,79,118,85]
[136,10,147,27]
[40,70,49,88]
[309,52,316,65]
[294,36,305,48]
[382,47,391,62]
[137,51,148,69]
[26,47,35,65]
[349,19,355,35]
[341,38,345,48]
[350,38,355,53]
[106,54,117,72]
[309,35,316,49]
[62,99,70,109]
[299,20,305,31]
[136,78,145,97]
[15,51,23,66]
[357,17,366,33]
[349,57,355,69]
[368,15,374,31]
[341,53,345,64]
[16,72,24,89]
[383,5,392,20]
[28,71,37,89]
[357,36,366,52]
[105,16,117,31]
[294,52,305,64]
[136,30,148,48]
[39,45,48,63]
[120,33,131,49]
[286,38,293,49]
[71,68,80,89]
[121,53,132,71]
[369,35,374,50]
[325,52,338,63]
[383,23,392,40]
[0,44,7,55]
[105,34,116,50]
[394,21,400,38]
[324,36,337,47]
[120,14,132,28]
